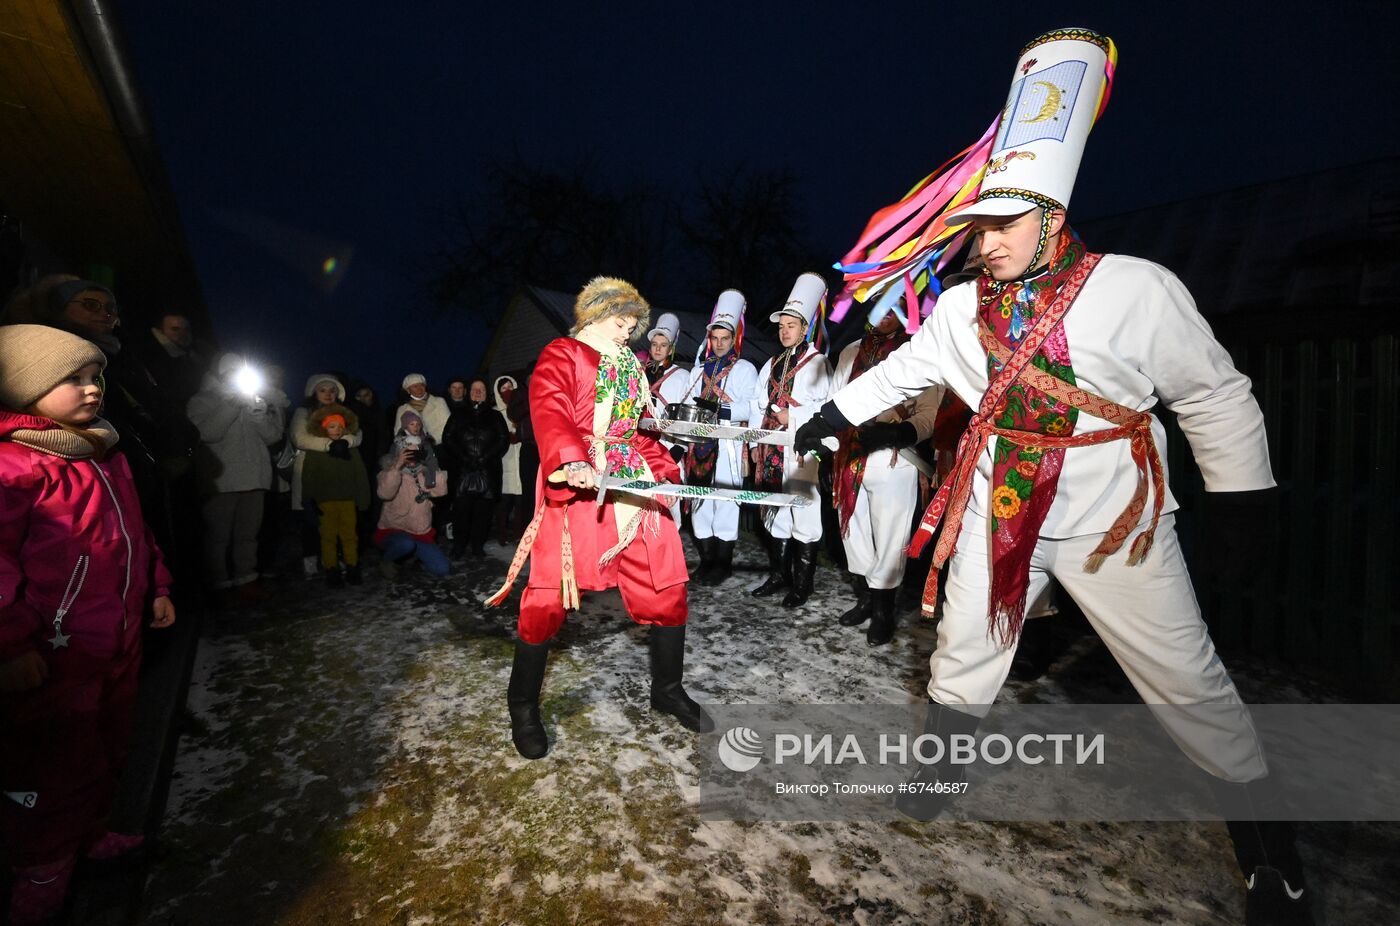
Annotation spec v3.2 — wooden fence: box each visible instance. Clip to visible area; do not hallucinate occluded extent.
[1166,328,1398,696]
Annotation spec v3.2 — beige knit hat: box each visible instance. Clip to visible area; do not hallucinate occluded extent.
[0,324,107,411]
[570,276,650,336]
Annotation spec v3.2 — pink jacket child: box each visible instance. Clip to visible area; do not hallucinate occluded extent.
[0,325,176,925]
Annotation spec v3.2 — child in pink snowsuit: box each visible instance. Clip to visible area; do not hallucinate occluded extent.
[0,324,176,924]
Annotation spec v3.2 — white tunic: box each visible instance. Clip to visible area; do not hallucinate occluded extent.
[830,255,1274,538]
[751,343,832,541]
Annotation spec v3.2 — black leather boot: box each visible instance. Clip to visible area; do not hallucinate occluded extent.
[1210,778,1313,925]
[893,699,981,821]
[703,539,735,586]
[693,536,716,584]
[750,534,791,597]
[782,541,819,608]
[838,575,872,626]
[866,586,898,646]
[648,625,715,732]
[507,640,550,759]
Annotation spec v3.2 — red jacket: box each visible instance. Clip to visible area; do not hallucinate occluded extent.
[527,338,687,593]
[0,410,172,669]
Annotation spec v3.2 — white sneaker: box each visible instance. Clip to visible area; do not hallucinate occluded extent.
[302,555,319,578]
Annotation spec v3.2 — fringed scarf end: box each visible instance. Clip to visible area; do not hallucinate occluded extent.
[1126,530,1155,566]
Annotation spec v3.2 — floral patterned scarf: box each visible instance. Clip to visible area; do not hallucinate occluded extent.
[978,231,1090,642]
[577,329,659,563]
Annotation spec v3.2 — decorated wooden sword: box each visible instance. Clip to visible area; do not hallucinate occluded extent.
[595,473,813,510]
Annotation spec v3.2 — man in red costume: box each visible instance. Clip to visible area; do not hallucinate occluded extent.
[486,277,714,759]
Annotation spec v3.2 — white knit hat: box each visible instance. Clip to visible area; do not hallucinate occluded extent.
[401,373,427,390]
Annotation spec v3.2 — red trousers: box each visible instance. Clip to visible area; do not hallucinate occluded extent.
[518,537,687,644]
[0,645,140,868]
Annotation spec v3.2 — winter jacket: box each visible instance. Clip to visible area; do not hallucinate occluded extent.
[300,405,371,511]
[440,402,509,499]
[186,371,285,495]
[0,410,173,667]
[376,462,448,537]
[393,394,450,443]
[290,373,362,511]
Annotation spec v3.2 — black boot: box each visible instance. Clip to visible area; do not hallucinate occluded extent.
[507,640,551,759]
[750,534,791,598]
[838,575,872,626]
[693,536,717,584]
[782,541,819,608]
[1210,778,1313,925]
[648,625,715,732]
[893,699,981,821]
[703,539,735,585]
[345,563,363,586]
[325,566,344,589]
[866,586,899,646]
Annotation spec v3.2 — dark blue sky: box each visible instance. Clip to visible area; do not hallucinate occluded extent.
[117,0,1400,402]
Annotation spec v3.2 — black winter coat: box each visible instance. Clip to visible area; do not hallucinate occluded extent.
[440,402,509,498]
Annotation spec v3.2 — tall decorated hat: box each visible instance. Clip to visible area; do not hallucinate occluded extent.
[646,312,681,345]
[947,29,1115,223]
[709,289,745,333]
[771,272,829,351]
[831,27,1116,330]
[701,288,746,360]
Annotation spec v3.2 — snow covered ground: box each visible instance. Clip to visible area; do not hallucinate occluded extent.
[142,538,1396,925]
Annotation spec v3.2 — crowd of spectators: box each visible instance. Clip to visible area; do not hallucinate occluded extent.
[0,271,529,923]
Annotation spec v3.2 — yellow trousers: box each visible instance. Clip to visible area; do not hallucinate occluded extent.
[318,500,359,567]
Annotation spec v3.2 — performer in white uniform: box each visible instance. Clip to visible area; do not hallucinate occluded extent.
[798,28,1310,924]
[829,309,944,645]
[644,312,690,524]
[682,291,758,585]
[749,273,832,608]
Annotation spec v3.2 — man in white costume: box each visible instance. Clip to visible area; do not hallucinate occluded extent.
[681,291,758,586]
[798,28,1310,925]
[644,312,690,524]
[749,273,832,608]
[829,308,944,645]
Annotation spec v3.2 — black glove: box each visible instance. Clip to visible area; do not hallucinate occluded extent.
[795,414,839,457]
[669,445,686,463]
[1197,488,1280,578]
[857,421,918,451]
[328,438,351,460]
[693,397,719,414]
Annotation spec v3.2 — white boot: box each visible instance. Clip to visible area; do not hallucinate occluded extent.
[302,555,319,579]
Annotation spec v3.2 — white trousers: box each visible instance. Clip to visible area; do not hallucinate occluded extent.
[767,454,824,542]
[692,441,743,541]
[841,458,918,590]
[931,513,1267,783]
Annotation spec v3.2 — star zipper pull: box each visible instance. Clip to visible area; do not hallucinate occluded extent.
[49,629,70,649]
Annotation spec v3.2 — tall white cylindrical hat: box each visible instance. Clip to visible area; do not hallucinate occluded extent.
[646,312,681,344]
[708,289,746,333]
[946,28,1115,223]
[771,272,827,326]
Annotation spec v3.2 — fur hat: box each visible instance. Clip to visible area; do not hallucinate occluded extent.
[0,324,107,411]
[401,373,427,390]
[570,276,650,336]
[309,403,359,436]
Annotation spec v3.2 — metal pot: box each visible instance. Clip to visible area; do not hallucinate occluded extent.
[661,402,719,444]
